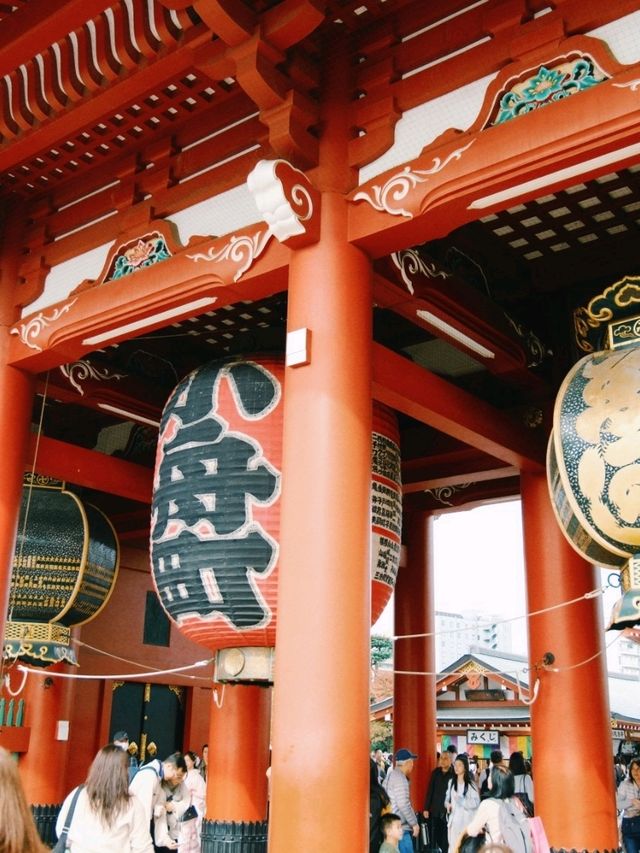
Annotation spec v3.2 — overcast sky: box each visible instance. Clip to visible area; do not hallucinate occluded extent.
[372,498,622,659]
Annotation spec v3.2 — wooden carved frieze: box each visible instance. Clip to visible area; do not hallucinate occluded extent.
[72,220,184,294]
[424,484,473,508]
[59,360,125,396]
[187,230,273,282]
[247,159,320,247]
[391,249,450,294]
[187,160,321,277]
[10,299,78,353]
[613,79,640,92]
[467,36,633,137]
[351,141,475,219]
[491,56,607,126]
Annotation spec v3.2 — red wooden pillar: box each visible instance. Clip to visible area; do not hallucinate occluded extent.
[268,191,372,853]
[18,664,74,803]
[205,684,271,821]
[0,214,34,656]
[520,471,618,851]
[394,511,436,809]
[0,361,33,637]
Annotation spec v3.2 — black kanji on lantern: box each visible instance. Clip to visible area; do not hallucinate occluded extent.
[151,360,280,630]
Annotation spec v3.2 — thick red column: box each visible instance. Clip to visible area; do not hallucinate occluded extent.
[0,203,35,688]
[0,208,73,801]
[16,665,74,803]
[0,206,36,678]
[394,511,436,808]
[0,361,34,639]
[268,191,372,853]
[205,684,271,821]
[520,471,618,851]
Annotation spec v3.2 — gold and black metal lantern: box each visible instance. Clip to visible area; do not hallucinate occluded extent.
[4,476,120,666]
[548,276,640,629]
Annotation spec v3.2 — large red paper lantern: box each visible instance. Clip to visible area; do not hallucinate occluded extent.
[150,355,401,653]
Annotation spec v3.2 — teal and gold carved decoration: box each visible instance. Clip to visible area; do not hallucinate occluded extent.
[4,622,76,667]
[548,338,640,630]
[106,232,172,281]
[608,315,640,351]
[4,480,120,666]
[493,57,606,126]
[574,276,640,353]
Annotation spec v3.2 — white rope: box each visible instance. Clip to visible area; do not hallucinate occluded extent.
[516,673,540,706]
[17,658,213,681]
[3,668,28,697]
[394,585,607,640]
[542,632,622,673]
[71,639,210,682]
[213,683,225,708]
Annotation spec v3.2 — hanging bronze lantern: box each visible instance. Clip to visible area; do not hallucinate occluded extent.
[4,476,120,666]
[548,281,640,629]
[150,355,402,680]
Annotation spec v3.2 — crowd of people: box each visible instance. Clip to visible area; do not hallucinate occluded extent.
[617,756,640,853]
[3,730,639,853]
[0,734,211,853]
[370,746,536,853]
[54,733,209,853]
[371,745,640,853]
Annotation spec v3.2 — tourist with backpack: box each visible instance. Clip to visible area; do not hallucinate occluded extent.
[463,766,533,853]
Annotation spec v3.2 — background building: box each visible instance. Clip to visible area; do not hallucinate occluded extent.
[436,610,513,670]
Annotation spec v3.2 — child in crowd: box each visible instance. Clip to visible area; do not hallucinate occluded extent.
[379,813,403,853]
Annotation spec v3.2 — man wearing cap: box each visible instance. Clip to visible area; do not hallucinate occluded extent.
[383,748,419,853]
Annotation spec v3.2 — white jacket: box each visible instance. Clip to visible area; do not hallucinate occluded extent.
[56,787,152,853]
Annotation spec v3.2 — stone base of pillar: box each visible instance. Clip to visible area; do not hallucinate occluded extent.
[550,847,621,853]
[201,820,267,852]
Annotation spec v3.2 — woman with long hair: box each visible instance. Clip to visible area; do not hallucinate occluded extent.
[464,765,520,846]
[508,751,534,816]
[56,744,152,853]
[445,754,479,853]
[0,747,45,853]
[617,758,640,853]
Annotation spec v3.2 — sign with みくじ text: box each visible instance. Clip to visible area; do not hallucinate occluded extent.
[467,729,499,745]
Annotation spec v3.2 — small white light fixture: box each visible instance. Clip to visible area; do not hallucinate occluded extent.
[97,403,161,428]
[468,141,640,210]
[286,327,311,367]
[416,310,495,359]
[82,297,218,346]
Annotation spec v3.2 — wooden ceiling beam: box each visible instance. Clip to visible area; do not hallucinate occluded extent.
[0,29,216,175]
[0,0,116,79]
[28,434,153,503]
[349,69,640,259]
[402,448,518,492]
[372,342,545,472]
[402,476,521,513]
